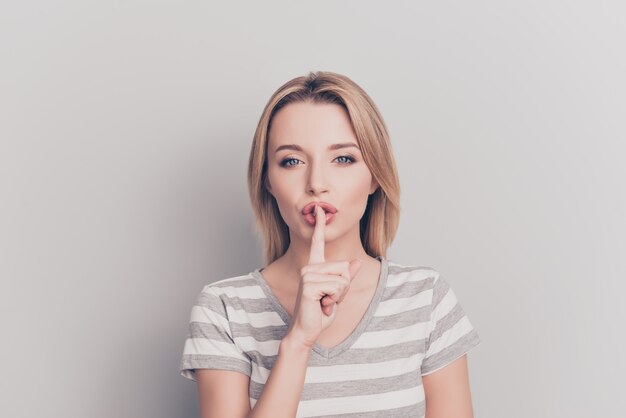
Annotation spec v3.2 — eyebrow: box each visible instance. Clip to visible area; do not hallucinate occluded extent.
[274,142,360,153]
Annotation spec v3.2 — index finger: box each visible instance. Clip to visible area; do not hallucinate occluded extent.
[308,204,326,264]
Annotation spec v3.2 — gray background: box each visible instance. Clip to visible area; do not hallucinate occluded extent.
[1,1,624,417]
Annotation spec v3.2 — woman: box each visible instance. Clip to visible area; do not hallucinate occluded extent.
[180,71,481,417]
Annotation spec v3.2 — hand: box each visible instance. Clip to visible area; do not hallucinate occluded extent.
[285,204,362,349]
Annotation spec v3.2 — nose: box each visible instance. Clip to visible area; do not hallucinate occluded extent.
[306,159,329,195]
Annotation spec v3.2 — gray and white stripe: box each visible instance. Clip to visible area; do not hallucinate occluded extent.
[180,258,480,417]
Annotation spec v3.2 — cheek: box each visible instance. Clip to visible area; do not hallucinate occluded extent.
[266,169,297,205]
[338,168,373,215]
[340,167,373,196]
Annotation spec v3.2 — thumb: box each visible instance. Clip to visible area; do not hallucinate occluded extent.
[322,300,337,317]
[348,258,363,281]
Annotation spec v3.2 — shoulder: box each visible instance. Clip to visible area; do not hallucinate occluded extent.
[202,273,257,292]
[194,272,261,308]
[385,258,442,288]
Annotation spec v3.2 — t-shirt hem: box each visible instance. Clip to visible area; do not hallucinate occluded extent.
[420,330,481,376]
[179,355,252,382]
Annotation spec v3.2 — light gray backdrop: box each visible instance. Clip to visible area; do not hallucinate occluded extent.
[1,1,624,417]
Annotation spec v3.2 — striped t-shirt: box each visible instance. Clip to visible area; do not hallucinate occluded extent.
[179,256,481,417]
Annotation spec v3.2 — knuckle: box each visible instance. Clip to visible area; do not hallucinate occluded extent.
[338,276,349,287]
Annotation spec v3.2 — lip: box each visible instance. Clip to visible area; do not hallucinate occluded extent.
[302,211,335,226]
[301,201,338,215]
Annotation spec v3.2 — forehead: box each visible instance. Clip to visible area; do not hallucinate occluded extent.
[268,102,357,148]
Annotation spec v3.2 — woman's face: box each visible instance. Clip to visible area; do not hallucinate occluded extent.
[265,101,379,243]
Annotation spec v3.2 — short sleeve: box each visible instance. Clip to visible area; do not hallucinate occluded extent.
[421,273,481,376]
[179,285,252,382]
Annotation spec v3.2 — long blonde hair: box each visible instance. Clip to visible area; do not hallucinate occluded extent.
[247,71,401,266]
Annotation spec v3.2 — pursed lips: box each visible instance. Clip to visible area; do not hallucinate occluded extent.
[301,201,337,226]
[301,201,338,215]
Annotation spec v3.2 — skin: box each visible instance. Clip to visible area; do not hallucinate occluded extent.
[264,101,380,283]
[195,101,476,418]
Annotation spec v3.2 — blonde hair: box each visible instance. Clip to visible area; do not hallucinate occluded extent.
[247,71,401,266]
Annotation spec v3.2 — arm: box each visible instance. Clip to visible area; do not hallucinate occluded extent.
[248,334,312,418]
[196,369,251,418]
[195,334,311,418]
[422,354,475,418]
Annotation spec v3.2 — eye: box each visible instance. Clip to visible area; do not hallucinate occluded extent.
[336,155,356,164]
[279,155,357,168]
[279,157,300,167]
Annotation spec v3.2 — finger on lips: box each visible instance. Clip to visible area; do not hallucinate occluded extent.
[308,204,326,265]
[307,204,338,314]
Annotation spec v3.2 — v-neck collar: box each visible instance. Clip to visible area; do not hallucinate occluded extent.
[250,255,389,358]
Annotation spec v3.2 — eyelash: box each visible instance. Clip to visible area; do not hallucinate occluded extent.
[279,155,357,168]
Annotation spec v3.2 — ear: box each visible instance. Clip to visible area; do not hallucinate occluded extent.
[265,176,272,194]
[369,177,379,195]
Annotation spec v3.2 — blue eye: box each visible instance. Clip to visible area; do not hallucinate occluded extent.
[279,155,356,167]
[336,155,356,164]
[280,158,299,167]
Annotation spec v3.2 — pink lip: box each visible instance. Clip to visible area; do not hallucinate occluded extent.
[302,211,335,226]
[301,201,338,215]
